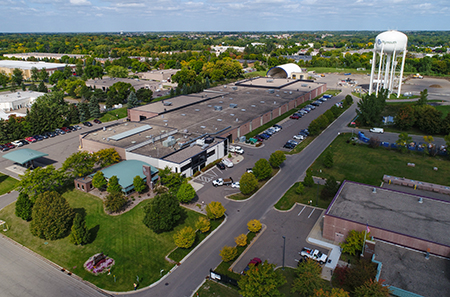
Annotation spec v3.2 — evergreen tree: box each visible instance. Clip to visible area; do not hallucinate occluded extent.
[205,77,210,89]
[38,81,48,93]
[127,91,139,108]
[89,96,101,119]
[69,213,90,245]
[21,82,26,91]
[170,88,175,97]
[133,175,146,193]
[143,192,184,233]
[15,192,33,221]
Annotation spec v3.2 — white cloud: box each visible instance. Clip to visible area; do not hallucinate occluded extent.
[70,0,91,5]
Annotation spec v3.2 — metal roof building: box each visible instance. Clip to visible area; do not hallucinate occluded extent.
[2,148,48,165]
[0,60,75,79]
[267,63,303,79]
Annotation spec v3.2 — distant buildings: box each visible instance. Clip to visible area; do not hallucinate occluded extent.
[0,60,75,80]
[0,91,45,112]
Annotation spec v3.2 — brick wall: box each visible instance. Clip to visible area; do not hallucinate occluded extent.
[127,109,158,122]
[80,138,127,159]
[323,215,450,257]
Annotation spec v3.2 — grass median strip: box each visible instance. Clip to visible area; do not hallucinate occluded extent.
[227,168,279,201]
[274,182,327,210]
[0,173,18,196]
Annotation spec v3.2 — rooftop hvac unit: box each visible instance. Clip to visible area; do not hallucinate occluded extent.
[230,103,238,108]
[232,86,237,90]
[251,105,256,107]
[208,105,212,107]
[201,144,209,150]
[214,106,222,111]
[204,136,214,144]
[267,78,274,83]
[162,137,176,147]
[196,139,205,146]
[260,101,265,103]
[219,101,223,103]
[241,109,246,112]
[230,113,234,116]
[217,119,222,122]
[200,126,206,129]
[268,89,274,94]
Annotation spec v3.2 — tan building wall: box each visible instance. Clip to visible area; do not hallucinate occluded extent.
[79,136,127,160]
[127,109,159,122]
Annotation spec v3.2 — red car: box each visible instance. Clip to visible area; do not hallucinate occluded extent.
[242,257,262,274]
[5,143,15,149]
[290,114,300,120]
[93,119,102,124]
[25,136,37,143]
[61,127,71,133]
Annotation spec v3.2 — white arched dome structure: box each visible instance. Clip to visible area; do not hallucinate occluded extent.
[369,30,408,98]
[267,63,302,79]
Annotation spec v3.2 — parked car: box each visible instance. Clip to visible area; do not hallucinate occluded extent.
[212,177,233,187]
[19,139,29,145]
[254,135,264,142]
[32,135,44,141]
[25,136,37,143]
[242,258,262,275]
[229,146,244,154]
[306,104,315,110]
[293,134,304,140]
[222,158,234,168]
[83,121,93,127]
[73,125,81,130]
[273,124,282,130]
[231,182,240,188]
[299,247,328,265]
[369,127,384,134]
[61,127,71,133]
[300,129,310,136]
[93,119,102,124]
[12,140,23,147]
[0,144,9,152]
[216,162,226,170]
[5,143,15,149]
[68,126,77,131]
[290,114,300,120]
[283,142,295,149]
[246,168,253,173]
[55,128,65,135]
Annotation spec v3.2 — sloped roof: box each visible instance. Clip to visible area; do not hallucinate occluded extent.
[2,148,48,164]
[98,160,158,191]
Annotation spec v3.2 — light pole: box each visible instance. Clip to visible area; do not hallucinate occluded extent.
[282,236,286,270]
[316,179,319,207]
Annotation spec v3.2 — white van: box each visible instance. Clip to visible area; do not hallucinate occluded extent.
[369,128,384,134]
[222,158,234,168]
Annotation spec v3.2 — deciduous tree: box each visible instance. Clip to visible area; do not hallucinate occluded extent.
[173,226,196,249]
[247,219,262,232]
[341,230,371,256]
[206,201,226,219]
[69,213,90,245]
[18,166,65,197]
[239,260,286,297]
[291,258,323,296]
[303,169,314,187]
[235,234,247,246]
[394,105,416,130]
[107,65,128,78]
[177,182,196,203]
[253,158,272,181]
[94,148,121,167]
[195,216,210,233]
[219,246,237,262]
[143,192,184,233]
[30,191,74,240]
[107,175,122,193]
[136,88,153,103]
[92,171,107,190]
[104,191,126,213]
[321,175,340,200]
[269,150,286,168]
[296,182,305,195]
[62,151,96,179]
[354,279,391,297]
[240,172,258,195]
[133,175,147,193]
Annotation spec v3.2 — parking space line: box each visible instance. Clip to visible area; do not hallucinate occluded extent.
[298,206,306,216]
[308,208,315,218]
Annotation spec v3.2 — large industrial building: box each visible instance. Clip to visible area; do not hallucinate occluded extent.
[0,60,75,80]
[324,181,450,257]
[80,77,326,177]
[86,78,164,93]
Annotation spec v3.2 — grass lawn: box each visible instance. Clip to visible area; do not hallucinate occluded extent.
[244,71,267,78]
[98,106,129,122]
[228,168,279,200]
[196,280,241,297]
[0,188,206,291]
[168,218,224,263]
[309,133,450,186]
[284,136,316,155]
[435,105,450,117]
[274,182,327,210]
[0,173,18,196]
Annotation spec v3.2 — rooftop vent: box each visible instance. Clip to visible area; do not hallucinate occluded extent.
[230,113,235,116]
[163,101,172,106]
[219,101,223,103]
[268,89,274,94]
[260,101,265,104]
[230,103,238,108]
[419,197,423,204]
[232,86,237,90]
[236,118,239,122]
[208,105,212,107]
[200,126,206,129]
[251,105,256,107]
[214,106,223,111]
[217,119,222,122]
[181,114,186,116]
[201,144,209,150]
[195,109,200,111]
[241,109,246,112]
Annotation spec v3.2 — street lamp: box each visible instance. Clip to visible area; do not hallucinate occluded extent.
[282,236,286,270]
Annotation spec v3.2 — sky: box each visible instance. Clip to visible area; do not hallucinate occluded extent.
[0,0,449,33]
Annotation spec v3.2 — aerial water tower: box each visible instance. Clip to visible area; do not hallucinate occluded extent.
[369,30,408,98]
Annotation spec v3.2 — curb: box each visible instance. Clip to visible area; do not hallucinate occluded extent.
[228,224,267,272]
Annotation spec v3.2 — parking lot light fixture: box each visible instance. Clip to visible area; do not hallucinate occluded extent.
[282,236,286,270]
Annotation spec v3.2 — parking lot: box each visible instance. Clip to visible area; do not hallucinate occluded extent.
[232,204,328,273]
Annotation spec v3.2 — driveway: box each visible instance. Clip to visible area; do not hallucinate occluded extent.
[232,204,326,273]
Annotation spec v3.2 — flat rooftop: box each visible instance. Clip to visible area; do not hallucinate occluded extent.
[86,78,161,90]
[375,240,450,297]
[327,181,450,247]
[0,60,74,70]
[0,91,45,103]
[84,79,323,160]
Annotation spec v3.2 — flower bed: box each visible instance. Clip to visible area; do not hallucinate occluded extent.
[84,253,115,275]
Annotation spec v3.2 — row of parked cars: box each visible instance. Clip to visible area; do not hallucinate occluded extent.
[290,96,331,121]
[284,129,310,149]
[0,120,102,152]
[246,124,283,144]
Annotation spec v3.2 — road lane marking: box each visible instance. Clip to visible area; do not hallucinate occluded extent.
[308,208,315,218]
[298,206,306,216]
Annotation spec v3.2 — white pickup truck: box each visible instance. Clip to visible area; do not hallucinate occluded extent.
[229,146,244,154]
[212,177,233,187]
[299,247,328,264]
